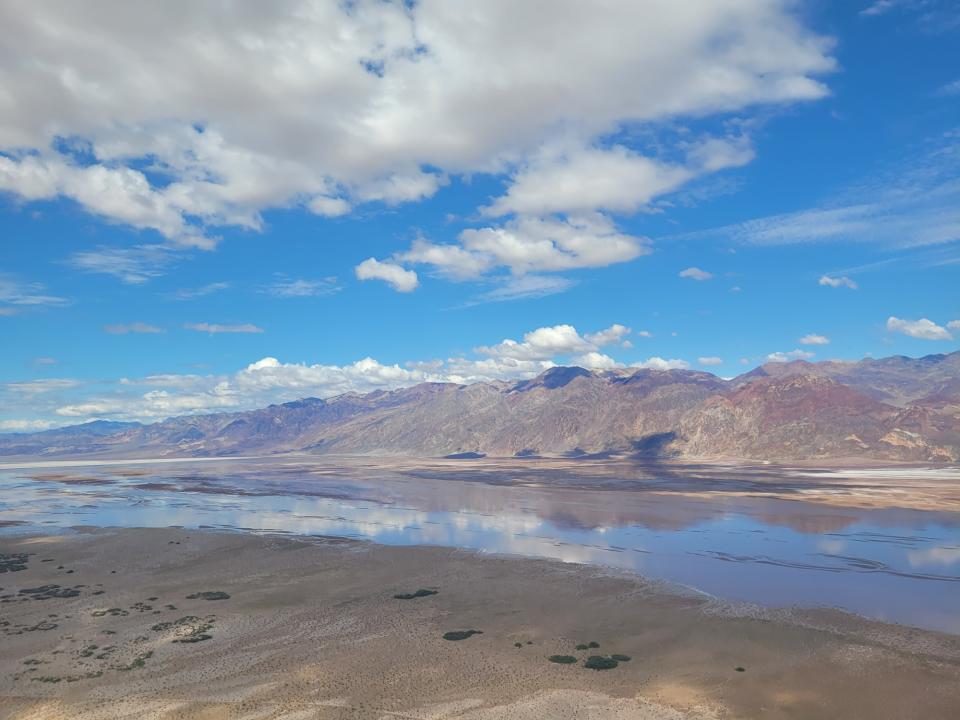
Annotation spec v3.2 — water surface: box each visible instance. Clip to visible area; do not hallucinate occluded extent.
[2,458,959,633]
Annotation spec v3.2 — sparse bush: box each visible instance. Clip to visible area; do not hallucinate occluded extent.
[584,655,618,670]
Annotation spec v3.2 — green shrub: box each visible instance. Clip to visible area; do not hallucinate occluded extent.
[548,655,578,664]
[442,629,482,641]
[186,591,230,601]
[584,655,618,670]
[393,589,438,600]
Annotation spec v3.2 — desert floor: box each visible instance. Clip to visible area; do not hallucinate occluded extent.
[2,527,960,719]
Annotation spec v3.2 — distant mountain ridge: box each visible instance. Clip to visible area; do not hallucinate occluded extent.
[2,351,958,463]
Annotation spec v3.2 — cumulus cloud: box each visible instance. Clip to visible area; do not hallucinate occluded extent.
[948,320,960,330]
[396,214,648,282]
[886,316,953,341]
[354,258,419,292]
[679,267,713,281]
[584,324,631,346]
[476,323,632,362]
[819,274,858,289]
[631,357,691,370]
[16,319,702,423]
[477,324,594,361]
[799,333,830,345]
[767,349,815,362]
[104,322,164,335]
[0,0,833,270]
[184,322,264,334]
[572,352,621,370]
[483,145,696,218]
[698,356,723,366]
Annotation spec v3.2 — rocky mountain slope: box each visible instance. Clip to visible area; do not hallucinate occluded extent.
[2,352,958,462]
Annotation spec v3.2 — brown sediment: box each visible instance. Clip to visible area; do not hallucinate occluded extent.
[0,527,959,719]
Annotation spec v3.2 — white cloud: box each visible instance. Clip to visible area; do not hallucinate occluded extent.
[584,324,631,346]
[631,357,691,370]
[19,319,689,422]
[636,330,653,338]
[0,1,833,254]
[0,275,68,307]
[354,257,419,293]
[938,79,960,96]
[465,275,577,305]
[477,324,594,361]
[886,316,953,341]
[183,322,264,334]
[261,277,340,298]
[671,132,960,254]
[70,244,180,284]
[819,274,858,289]
[767,349,815,362]
[104,322,164,335]
[5,379,81,394]
[459,215,647,274]
[171,282,230,301]
[698,356,723,366]
[860,0,898,16]
[484,145,694,217]
[389,214,649,282]
[948,320,960,330]
[0,419,61,432]
[799,334,830,345]
[572,352,620,370]
[679,266,713,281]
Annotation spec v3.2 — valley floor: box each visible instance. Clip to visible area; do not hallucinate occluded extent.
[2,528,960,719]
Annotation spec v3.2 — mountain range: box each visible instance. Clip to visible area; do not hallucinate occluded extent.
[2,351,959,463]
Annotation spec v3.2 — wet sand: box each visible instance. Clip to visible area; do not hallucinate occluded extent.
[2,528,960,719]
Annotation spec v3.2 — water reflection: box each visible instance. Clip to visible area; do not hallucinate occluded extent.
[2,459,960,633]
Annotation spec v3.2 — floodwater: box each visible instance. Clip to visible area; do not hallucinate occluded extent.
[2,457,959,634]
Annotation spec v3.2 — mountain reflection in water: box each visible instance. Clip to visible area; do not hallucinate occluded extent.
[2,457,959,634]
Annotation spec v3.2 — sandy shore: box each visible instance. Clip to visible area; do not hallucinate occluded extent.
[2,528,960,719]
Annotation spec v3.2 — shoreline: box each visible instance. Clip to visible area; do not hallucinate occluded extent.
[2,527,960,719]
[2,453,958,513]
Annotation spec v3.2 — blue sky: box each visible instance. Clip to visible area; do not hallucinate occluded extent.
[1,0,958,429]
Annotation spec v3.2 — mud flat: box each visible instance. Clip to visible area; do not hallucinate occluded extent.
[1,527,959,719]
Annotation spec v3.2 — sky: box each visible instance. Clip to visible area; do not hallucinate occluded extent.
[1,0,958,431]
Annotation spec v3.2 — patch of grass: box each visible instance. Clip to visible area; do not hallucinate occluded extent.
[186,591,230,601]
[92,608,128,617]
[153,614,215,643]
[584,655,619,670]
[114,651,153,671]
[735,666,746,672]
[548,655,578,664]
[442,629,483,641]
[514,642,523,648]
[393,588,438,600]
[610,654,631,662]
[0,553,29,573]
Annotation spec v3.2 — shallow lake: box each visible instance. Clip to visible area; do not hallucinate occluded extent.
[2,457,959,633]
